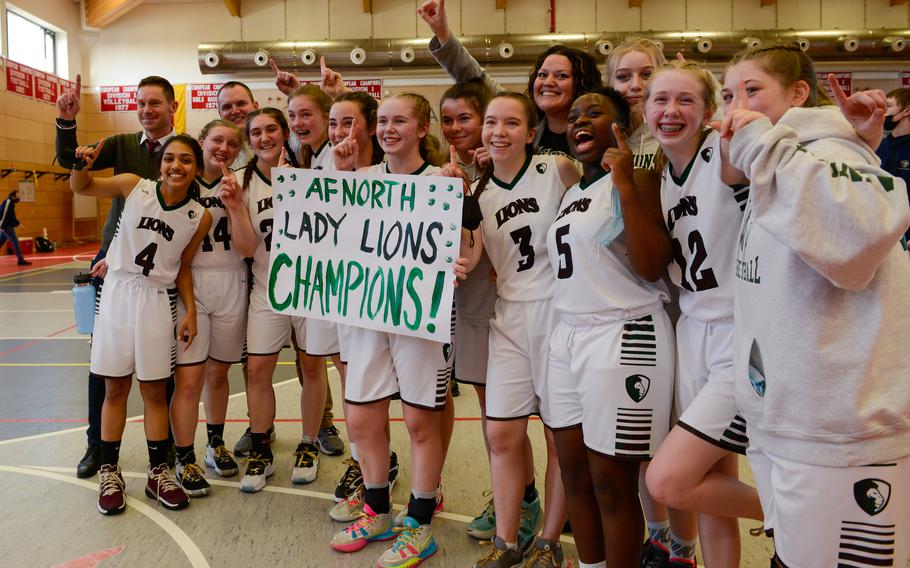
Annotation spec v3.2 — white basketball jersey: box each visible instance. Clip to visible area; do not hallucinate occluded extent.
[243,165,276,294]
[660,130,749,320]
[547,172,668,314]
[631,125,660,171]
[310,140,333,170]
[365,161,442,177]
[107,178,204,287]
[477,155,566,302]
[192,177,244,269]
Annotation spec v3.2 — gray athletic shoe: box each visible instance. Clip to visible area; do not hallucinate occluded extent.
[473,536,524,568]
[317,425,345,456]
[233,426,275,457]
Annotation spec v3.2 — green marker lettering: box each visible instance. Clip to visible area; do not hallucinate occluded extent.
[404,267,423,330]
[268,252,293,310]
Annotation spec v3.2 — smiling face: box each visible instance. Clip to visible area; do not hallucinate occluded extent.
[159,140,198,190]
[248,113,287,164]
[568,93,620,166]
[288,94,329,148]
[645,70,710,155]
[136,85,176,136]
[441,97,483,155]
[218,85,259,129]
[533,54,574,117]
[201,125,241,171]
[722,60,806,125]
[611,49,657,115]
[482,96,534,165]
[376,97,427,158]
[329,100,374,149]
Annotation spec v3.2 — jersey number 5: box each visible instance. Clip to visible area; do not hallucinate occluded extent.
[554,225,573,279]
[671,230,718,292]
[134,242,158,277]
[510,226,535,272]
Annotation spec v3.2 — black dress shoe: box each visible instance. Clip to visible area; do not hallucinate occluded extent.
[76,444,101,478]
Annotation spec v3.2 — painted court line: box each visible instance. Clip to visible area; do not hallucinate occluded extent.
[0,465,210,568]
[0,324,78,358]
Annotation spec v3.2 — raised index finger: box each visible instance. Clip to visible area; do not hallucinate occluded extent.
[612,123,629,150]
[269,58,281,76]
[449,144,458,164]
[220,161,231,178]
[320,56,328,76]
[827,73,849,107]
[735,81,749,111]
[74,74,82,94]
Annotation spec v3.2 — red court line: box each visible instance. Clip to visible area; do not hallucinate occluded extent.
[0,324,77,358]
[0,416,532,424]
[0,243,99,277]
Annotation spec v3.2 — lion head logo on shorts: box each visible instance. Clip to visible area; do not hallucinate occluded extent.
[854,479,891,516]
[625,375,650,403]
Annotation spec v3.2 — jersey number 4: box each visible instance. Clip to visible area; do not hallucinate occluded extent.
[201,216,231,252]
[510,226,535,272]
[134,242,158,277]
[671,230,718,292]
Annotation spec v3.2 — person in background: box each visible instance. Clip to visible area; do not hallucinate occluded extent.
[55,74,178,480]
[878,87,910,242]
[216,81,259,169]
[0,190,31,266]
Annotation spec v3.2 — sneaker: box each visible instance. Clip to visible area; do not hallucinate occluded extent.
[330,487,365,522]
[334,458,363,502]
[317,425,345,456]
[468,492,496,539]
[176,462,211,497]
[233,426,275,458]
[523,538,565,568]
[97,464,126,515]
[204,438,239,477]
[145,464,190,510]
[239,454,275,493]
[376,516,437,567]
[77,444,101,479]
[518,495,543,551]
[330,503,395,552]
[394,484,444,527]
[17,259,32,266]
[291,441,319,484]
[641,539,670,568]
[474,535,523,568]
[451,380,461,397]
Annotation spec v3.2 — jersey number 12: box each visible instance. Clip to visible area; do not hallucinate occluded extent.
[671,230,718,292]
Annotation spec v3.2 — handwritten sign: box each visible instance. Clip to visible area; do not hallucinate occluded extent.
[902,71,910,88]
[100,85,137,112]
[189,83,222,110]
[33,70,58,103]
[817,71,852,98]
[5,60,34,97]
[269,167,462,342]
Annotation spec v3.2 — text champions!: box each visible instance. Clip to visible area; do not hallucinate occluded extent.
[267,168,463,343]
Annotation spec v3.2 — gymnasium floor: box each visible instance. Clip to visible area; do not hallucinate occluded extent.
[0,246,775,567]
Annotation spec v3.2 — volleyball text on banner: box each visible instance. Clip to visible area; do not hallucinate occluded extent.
[100,85,137,112]
[189,83,222,110]
[269,167,463,343]
[818,71,852,98]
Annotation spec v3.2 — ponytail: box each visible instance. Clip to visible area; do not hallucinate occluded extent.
[242,155,258,191]
[283,141,300,168]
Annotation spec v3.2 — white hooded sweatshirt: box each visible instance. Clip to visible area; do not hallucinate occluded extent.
[729,105,910,467]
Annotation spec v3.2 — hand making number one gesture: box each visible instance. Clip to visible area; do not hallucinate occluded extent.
[270,58,300,97]
[332,118,361,171]
[74,137,105,170]
[601,123,634,188]
[57,74,82,121]
[218,162,243,211]
[827,73,888,150]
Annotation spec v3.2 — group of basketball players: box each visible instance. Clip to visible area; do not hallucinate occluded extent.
[63,0,910,566]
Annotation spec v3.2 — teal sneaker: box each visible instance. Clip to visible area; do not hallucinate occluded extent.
[518,495,542,551]
[467,493,496,540]
[376,516,437,567]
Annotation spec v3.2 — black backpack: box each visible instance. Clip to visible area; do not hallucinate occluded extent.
[34,236,55,253]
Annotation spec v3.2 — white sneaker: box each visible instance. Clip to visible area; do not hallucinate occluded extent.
[330,487,365,522]
[204,437,239,477]
[239,455,274,493]
[291,441,319,484]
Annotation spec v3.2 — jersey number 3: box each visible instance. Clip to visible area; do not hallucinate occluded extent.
[510,226,535,272]
[671,230,718,292]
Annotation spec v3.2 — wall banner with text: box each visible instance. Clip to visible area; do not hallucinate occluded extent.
[902,71,910,88]
[817,71,853,98]
[100,85,137,112]
[269,167,462,343]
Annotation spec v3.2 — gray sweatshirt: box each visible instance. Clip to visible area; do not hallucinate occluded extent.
[729,106,910,466]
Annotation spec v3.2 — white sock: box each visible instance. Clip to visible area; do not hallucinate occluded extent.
[579,562,606,568]
[350,442,358,461]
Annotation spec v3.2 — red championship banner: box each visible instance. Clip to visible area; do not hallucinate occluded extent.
[100,85,137,112]
[301,78,383,100]
[189,83,222,110]
[33,69,58,103]
[5,59,35,97]
[818,71,853,98]
[902,71,910,88]
[58,77,76,96]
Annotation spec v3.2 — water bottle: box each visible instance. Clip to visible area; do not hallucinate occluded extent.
[72,273,96,335]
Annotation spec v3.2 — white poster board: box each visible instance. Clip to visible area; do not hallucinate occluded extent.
[268,167,463,343]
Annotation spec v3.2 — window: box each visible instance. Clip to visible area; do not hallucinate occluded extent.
[7,9,56,74]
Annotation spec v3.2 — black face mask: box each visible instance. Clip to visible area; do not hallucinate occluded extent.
[884,114,897,132]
